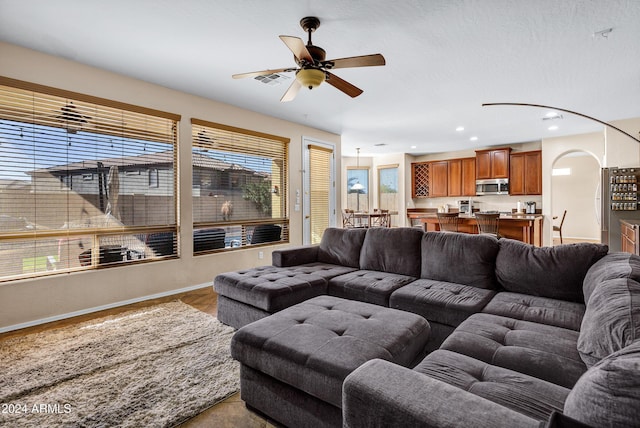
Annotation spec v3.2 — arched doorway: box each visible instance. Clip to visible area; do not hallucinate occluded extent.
[550,151,601,245]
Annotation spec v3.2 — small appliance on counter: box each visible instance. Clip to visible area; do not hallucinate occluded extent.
[525,201,537,214]
[458,199,473,214]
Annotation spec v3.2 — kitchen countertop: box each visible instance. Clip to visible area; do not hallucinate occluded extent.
[421,213,544,221]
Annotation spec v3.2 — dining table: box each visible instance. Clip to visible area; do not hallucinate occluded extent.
[353,211,391,228]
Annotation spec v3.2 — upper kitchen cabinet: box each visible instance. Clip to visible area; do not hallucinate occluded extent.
[411,157,475,198]
[447,159,462,196]
[476,148,511,179]
[429,160,449,197]
[510,150,542,195]
[461,157,476,196]
[448,157,476,196]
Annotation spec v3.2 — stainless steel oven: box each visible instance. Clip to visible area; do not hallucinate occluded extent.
[476,178,509,195]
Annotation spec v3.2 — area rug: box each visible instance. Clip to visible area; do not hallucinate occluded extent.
[0,301,239,428]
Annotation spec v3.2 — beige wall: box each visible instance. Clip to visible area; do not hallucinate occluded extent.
[605,117,640,167]
[0,42,340,331]
[541,117,640,245]
[551,154,601,240]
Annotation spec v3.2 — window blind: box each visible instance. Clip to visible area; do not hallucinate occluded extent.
[309,144,332,244]
[0,77,180,281]
[190,118,289,252]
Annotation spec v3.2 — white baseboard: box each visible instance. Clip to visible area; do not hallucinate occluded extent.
[0,282,213,334]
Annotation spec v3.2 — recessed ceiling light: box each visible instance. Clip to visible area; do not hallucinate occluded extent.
[548,125,559,131]
[456,126,465,132]
[410,145,417,149]
[470,136,478,141]
[543,112,563,121]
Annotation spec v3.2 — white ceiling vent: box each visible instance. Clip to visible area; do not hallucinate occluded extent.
[254,73,291,86]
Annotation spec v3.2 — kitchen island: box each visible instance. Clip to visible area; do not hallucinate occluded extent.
[421,213,544,246]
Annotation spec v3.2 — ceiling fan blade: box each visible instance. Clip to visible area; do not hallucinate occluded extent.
[280,79,302,102]
[325,71,363,98]
[323,54,386,70]
[232,67,296,79]
[279,35,313,63]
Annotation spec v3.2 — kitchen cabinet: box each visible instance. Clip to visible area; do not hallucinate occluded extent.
[510,150,542,195]
[448,159,462,196]
[429,161,449,197]
[476,148,511,179]
[411,162,430,198]
[621,220,639,255]
[411,157,475,198]
[461,157,476,196]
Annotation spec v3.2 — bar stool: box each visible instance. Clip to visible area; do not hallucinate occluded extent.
[475,212,501,238]
[436,212,460,232]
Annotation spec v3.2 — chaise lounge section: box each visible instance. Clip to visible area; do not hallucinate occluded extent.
[215,227,640,427]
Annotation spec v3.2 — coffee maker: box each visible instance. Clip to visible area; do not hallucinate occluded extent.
[525,201,537,214]
[458,199,473,214]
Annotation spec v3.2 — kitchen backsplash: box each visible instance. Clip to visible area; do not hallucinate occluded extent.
[412,195,543,213]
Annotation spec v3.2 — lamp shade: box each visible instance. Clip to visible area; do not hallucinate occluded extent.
[296,68,325,89]
[351,182,364,190]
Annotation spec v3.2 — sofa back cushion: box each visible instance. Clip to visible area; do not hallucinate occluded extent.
[317,227,367,268]
[564,340,640,428]
[582,252,640,304]
[359,227,424,277]
[577,272,640,367]
[495,239,608,302]
[421,232,500,289]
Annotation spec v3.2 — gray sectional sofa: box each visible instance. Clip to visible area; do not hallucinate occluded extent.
[213,227,640,427]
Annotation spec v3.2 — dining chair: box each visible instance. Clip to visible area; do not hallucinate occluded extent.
[342,209,356,228]
[553,210,567,244]
[370,209,391,227]
[475,212,501,238]
[436,212,460,232]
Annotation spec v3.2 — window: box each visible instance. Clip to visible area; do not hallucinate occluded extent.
[149,168,159,187]
[346,167,369,212]
[378,165,399,211]
[0,77,180,282]
[552,168,571,176]
[190,118,289,253]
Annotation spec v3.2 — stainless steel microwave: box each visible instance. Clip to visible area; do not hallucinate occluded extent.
[476,178,509,195]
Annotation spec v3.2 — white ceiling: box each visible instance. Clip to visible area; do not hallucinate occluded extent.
[1,0,639,157]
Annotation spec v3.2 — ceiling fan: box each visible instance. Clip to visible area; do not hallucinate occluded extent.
[232,16,386,102]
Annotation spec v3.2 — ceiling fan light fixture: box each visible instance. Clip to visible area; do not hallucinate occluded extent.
[296,68,325,90]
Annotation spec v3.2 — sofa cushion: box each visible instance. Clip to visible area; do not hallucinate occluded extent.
[359,227,424,278]
[214,264,355,312]
[230,296,431,408]
[421,232,500,289]
[564,340,640,428]
[582,252,640,304]
[577,276,640,368]
[482,292,585,331]
[328,270,417,307]
[415,349,570,422]
[317,227,368,268]
[440,313,586,389]
[495,239,608,303]
[389,279,496,327]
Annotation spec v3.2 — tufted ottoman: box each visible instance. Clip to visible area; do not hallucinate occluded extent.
[214,264,357,329]
[230,295,431,428]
